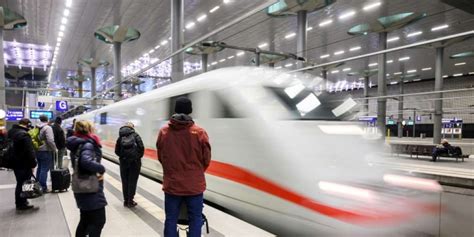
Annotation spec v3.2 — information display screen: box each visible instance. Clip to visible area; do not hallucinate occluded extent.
[6,109,24,121]
[30,110,53,120]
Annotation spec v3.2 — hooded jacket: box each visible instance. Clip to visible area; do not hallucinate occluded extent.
[156,114,211,196]
[115,126,145,160]
[8,124,37,169]
[66,135,107,211]
[38,122,57,152]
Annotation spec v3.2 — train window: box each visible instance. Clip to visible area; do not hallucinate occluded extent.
[100,112,107,124]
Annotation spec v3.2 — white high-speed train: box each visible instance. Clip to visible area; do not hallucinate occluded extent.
[66,67,442,236]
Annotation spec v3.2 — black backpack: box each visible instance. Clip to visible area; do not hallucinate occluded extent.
[120,134,138,160]
[0,138,14,168]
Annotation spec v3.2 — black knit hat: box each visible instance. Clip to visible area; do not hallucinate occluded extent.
[174,97,192,115]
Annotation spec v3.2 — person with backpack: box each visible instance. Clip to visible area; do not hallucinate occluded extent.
[52,117,67,168]
[8,118,37,210]
[115,122,144,208]
[66,120,107,237]
[156,97,211,237]
[34,115,58,192]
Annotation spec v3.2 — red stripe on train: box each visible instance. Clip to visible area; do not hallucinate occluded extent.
[102,142,436,225]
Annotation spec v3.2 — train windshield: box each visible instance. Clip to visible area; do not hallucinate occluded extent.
[265,86,360,121]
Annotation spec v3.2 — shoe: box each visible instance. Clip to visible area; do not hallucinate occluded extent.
[127,200,137,208]
[16,204,34,210]
[123,201,128,207]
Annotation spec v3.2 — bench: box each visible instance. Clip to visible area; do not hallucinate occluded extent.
[390,143,468,162]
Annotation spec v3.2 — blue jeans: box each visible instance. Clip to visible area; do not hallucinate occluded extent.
[164,193,203,237]
[36,151,52,191]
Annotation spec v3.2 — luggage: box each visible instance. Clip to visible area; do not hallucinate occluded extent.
[20,175,43,199]
[51,168,71,192]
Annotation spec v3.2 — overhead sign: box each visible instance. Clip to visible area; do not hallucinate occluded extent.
[6,109,24,121]
[37,102,45,108]
[56,100,68,112]
[30,110,53,120]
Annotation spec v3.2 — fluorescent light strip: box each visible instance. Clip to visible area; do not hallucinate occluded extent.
[368,63,378,67]
[394,72,402,75]
[387,36,400,42]
[236,52,245,56]
[349,46,361,51]
[431,24,449,31]
[386,60,393,63]
[160,40,168,45]
[185,22,196,29]
[390,81,398,85]
[227,56,234,59]
[211,61,218,65]
[63,9,70,17]
[339,10,356,20]
[398,56,410,61]
[219,59,226,63]
[307,27,313,31]
[275,66,282,69]
[363,2,381,11]
[453,73,463,77]
[469,72,474,75]
[454,62,466,66]
[320,54,330,59]
[197,14,207,22]
[407,31,423,37]
[284,63,293,67]
[258,43,268,48]
[331,70,339,74]
[319,19,333,27]
[334,50,345,55]
[443,75,448,78]
[209,6,220,13]
[342,68,351,71]
[285,32,296,39]
[407,69,417,73]
[422,67,432,71]
[413,78,421,82]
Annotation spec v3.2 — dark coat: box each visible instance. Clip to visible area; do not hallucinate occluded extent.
[7,125,37,169]
[114,126,145,160]
[52,123,66,149]
[66,135,107,211]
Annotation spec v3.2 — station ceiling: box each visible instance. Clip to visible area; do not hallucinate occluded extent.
[1,0,473,91]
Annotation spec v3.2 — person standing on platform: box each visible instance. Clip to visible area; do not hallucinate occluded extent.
[156,97,212,237]
[66,119,76,138]
[36,115,57,192]
[67,120,107,237]
[52,117,67,169]
[115,122,144,208]
[8,118,37,210]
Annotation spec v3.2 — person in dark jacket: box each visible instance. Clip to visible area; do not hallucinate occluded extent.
[52,117,66,168]
[156,97,211,237]
[115,122,144,208]
[66,120,107,237]
[66,119,76,138]
[432,139,455,162]
[8,118,37,210]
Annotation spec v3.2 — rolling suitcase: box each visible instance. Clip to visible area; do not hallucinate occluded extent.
[51,168,71,192]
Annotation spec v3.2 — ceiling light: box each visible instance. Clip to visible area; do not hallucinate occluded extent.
[343,68,351,71]
[398,56,410,61]
[223,0,231,4]
[339,10,356,20]
[331,70,339,74]
[219,59,226,63]
[63,9,70,16]
[275,66,282,69]
[349,46,361,51]
[422,67,432,71]
[407,31,423,37]
[407,69,417,73]
[197,14,207,22]
[413,78,421,82]
[284,63,293,67]
[58,31,64,37]
[386,60,394,63]
[258,43,268,48]
[66,0,72,7]
[394,72,402,75]
[209,6,220,13]
[236,51,245,56]
[307,27,313,31]
[320,54,330,59]
[363,2,381,11]
[387,36,399,42]
[442,75,448,78]
[368,63,378,67]
[148,49,155,54]
[211,61,218,65]
[160,40,168,45]
[468,72,474,75]
[61,17,67,24]
[227,56,234,59]
[285,32,296,39]
[454,62,466,66]
[185,22,196,29]
[390,81,398,85]
[57,37,62,42]
[334,50,345,55]
[319,19,333,27]
[453,73,463,77]
[59,25,66,31]
[431,24,449,31]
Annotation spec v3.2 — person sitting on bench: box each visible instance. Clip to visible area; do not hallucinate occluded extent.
[432,139,455,162]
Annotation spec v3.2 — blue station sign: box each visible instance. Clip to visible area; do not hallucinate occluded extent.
[6,109,24,121]
[56,100,68,112]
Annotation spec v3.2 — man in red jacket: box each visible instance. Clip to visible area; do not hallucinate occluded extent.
[156,97,211,237]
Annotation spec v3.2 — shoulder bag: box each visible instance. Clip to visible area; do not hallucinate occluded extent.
[71,144,100,194]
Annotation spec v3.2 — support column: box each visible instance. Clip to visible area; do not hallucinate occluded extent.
[397,76,404,138]
[171,0,184,81]
[255,51,261,67]
[78,81,83,98]
[433,47,444,144]
[296,10,307,69]
[0,28,5,111]
[113,42,122,101]
[91,67,97,108]
[377,32,387,138]
[201,54,208,73]
[364,76,369,115]
[412,110,416,138]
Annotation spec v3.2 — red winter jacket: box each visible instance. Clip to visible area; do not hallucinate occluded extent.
[156,114,211,195]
